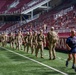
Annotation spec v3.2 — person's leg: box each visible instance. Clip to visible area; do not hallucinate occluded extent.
[18,42,20,50]
[12,42,14,48]
[27,44,29,53]
[12,42,14,49]
[49,45,52,60]
[16,42,18,50]
[40,43,44,58]
[30,44,33,54]
[10,42,12,48]
[72,53,75,69]
[34,44,37,56]
[20,42,22,50]
[32,44,36,54]
[72,53,76,71]
[66,53,72,67]
[13,41,15,48]
[24,44,26,51]
[36,45,39,57]
[52,45,56,60]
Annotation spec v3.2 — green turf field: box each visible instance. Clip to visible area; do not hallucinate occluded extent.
[0,45,76,75]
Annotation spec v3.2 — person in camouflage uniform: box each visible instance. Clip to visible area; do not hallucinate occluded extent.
[9,32,15,48]
[1,32,8,47]
[36,30,46,58]
[31,31,38,55]
[47,27,59,60]
[23,32,29,51]
[26,31,33,53]
[16,31,23,50]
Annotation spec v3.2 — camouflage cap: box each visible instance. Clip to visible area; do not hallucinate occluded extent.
[51,27,54,29]
[40,29,43,32]
[34,31,37,33]
[27,32,29,34]
[51,27,54,31]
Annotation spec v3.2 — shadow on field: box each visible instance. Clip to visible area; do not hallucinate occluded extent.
[6,52,28,61]
[0,47,7,51]
[68,73,76,75]
[56,66,76,75]
[22,68,60,75]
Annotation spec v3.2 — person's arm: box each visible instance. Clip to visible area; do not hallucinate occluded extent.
[66,44,71,50]
[66,37,71,50]
[47,32,50,43]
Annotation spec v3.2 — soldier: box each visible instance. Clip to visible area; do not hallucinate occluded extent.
[1,32,8,47]
[26,31,33,53]
[9,32,15,48]
[47,27,59,60]
[23,32,29,51]
[5,32,8,46]
[32,31,38,54]
[1,32,5,47]
[16,31,23,50]
[36,30,46,58]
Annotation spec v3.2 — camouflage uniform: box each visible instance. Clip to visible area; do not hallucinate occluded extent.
[0,34,2,46]
[1,33,8,47]
[31,31,37,54]
[36,30,46,58]
[9,32,15,48]
[23,33,28,51]
[47,27,59,60]
[26,32,33,53]
[16,31,23,50]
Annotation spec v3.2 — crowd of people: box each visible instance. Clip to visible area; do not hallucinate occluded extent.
[0,27,76,72]
[0,27,58,59]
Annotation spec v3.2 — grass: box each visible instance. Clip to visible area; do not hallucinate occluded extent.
[0,44,76,75]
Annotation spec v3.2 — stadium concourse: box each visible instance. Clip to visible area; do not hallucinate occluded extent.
[0,0,76,75]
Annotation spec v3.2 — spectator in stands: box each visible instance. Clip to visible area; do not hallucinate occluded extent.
[66,29,76,72]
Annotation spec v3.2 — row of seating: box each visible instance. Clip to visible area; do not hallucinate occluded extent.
[0,0,44,14]
[0,1,76,34]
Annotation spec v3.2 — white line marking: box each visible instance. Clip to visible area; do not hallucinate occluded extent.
[1,47,68,75]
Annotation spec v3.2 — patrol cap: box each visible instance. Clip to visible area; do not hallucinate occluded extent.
[51,27,54,29]
[27,32,29,34]
[51,27,54,31]
[40,29,43,32]
[34,31,37,33]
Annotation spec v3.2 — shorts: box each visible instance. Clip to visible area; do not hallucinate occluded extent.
[69,47,76,53]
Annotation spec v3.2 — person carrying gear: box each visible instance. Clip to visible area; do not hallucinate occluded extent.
[47,27,59,60]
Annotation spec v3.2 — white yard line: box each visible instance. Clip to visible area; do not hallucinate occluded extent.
[1,47,68,75]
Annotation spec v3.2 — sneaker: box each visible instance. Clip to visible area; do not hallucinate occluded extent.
[72,66,75,69]
[66,61,68,67]
[74,67,76,72]
[41,56,44,58]
[49,58,52,60]
[53,57,56,60]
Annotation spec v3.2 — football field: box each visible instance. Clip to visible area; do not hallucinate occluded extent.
[0,45,76,75]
